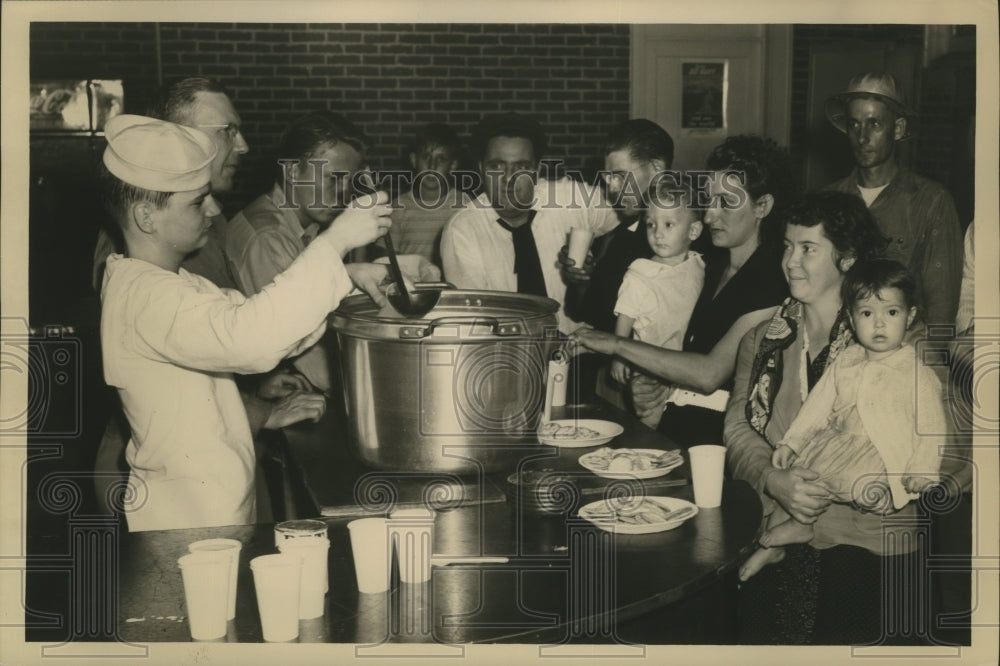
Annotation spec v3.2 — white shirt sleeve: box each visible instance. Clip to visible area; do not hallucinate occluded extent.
[129,234,351,374]
[614,265,655,326]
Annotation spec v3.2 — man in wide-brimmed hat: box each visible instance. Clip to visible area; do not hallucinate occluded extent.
[825,71,962,327]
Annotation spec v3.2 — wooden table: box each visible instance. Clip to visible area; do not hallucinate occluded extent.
[116,401,762,644]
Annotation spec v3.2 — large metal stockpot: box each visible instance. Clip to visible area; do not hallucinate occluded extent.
[330,290,563,474]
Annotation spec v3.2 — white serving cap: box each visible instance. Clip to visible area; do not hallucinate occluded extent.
[103,114,216,192]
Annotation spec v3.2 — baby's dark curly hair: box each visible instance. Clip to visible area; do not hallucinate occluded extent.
[842,258,918,313]
[705,134,799,248]
[785,190,889,271]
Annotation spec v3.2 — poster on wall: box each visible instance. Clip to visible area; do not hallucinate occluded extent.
[681,61,727,130]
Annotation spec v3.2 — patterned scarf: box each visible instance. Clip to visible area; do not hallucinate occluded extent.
[745,298,854,439]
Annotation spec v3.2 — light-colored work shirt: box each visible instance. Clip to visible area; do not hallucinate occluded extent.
[225,185,329,390]
[226,184,320,296]
[440,177,618,333]
[828,168,963,326]
[101,234,350,532]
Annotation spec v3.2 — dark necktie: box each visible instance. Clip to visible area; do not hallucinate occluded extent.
[496,210,547,297]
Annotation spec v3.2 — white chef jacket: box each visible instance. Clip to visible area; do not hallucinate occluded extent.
[440,177,619,333]
[101,234,351,532]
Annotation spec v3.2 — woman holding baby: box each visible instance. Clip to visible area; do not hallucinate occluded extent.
[576,171,942,642]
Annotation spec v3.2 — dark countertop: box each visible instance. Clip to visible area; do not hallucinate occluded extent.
[281,401,699,519]
[117,480,761,644]
[112,399,763,644]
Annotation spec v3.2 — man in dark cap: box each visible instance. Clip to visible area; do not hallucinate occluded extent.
[825,72,963,326]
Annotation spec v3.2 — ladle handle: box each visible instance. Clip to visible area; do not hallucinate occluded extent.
[382,230,409,298]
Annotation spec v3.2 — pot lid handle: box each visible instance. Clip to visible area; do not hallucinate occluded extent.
[398,316,524,339]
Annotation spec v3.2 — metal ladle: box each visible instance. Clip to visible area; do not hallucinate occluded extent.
[382,230,442,318]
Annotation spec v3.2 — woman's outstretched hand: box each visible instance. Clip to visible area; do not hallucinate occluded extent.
[569,327,617,355]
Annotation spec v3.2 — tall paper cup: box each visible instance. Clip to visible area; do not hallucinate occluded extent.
[177,551,231,640]
[250,553,302,642]
[688,445,726,508]
[389,508,435,584]
[567,227,594,265]
[347,518,391,593]
[278,538,329,619]
[188,538,242,620]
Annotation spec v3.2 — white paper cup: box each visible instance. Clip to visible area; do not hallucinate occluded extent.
[188,538,242,620]
[347,518,391,593]
[567,227,595,266]
[278,539,329,619]
[250,553,302,642]
[389,508,435,584]
[177,551,231,640]
[688,445,726,508]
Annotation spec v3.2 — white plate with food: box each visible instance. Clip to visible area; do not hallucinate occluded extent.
[537,419,624,448]
[577,496,698,534]
[578,447,684,479]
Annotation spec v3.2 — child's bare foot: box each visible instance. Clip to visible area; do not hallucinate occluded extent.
[739,546,786,581]
[758,518,814,548]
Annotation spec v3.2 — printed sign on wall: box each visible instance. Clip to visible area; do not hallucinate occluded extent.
[682,62,727,130]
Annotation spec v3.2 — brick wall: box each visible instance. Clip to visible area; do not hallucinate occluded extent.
[30,22,631,212]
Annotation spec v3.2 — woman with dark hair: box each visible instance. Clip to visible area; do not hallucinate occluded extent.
[574,135,797,446]
[724,191,934,645]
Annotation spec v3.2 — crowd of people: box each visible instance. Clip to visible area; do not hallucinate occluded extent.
[91,70,973,645]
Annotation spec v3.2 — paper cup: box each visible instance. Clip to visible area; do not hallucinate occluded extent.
[188,538,241,620]
[389,508,436,584]
[567,227,594,265]
[688,445,726,508]
[177,551,231,640]
[347,518,391,593]
[278,539,329,619]
[250,553,302,642]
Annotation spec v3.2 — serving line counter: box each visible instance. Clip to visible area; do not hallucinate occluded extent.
[116,401,763,644]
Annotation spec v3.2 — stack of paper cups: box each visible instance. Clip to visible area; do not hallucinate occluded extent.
[274,519,328,546]
[543,350,569,421]
[274,519,329,592]
[278,539,330,619]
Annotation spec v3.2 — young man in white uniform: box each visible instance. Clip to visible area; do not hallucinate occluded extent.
[99,115,392,531]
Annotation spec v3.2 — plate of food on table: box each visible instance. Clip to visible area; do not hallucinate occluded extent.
[577,496,698,534]
[577,447,684,479]
[537,419,624,447]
